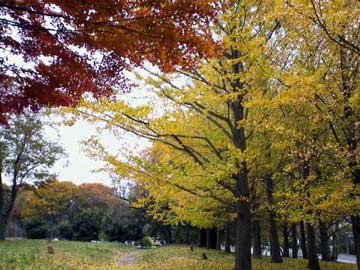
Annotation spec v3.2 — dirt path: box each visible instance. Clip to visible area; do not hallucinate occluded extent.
[118,251,138,265]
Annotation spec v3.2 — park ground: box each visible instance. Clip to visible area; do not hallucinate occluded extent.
[0,240,357,270]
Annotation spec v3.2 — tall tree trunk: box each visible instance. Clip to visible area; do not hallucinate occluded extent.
[199,228,207,247]
[206,229,211,249]
[252,219,262,258]
[185,223,190,244]
[216,228,221,250]
[224,223,231,253]
[265,175,283,263]
[319,220,331,261]
[234,204,252,270]
[283,223,290,258]
[211,228,217,249]
[291,223,298,258]
[229,46,252,270]
[306,223,320,270]
[300,221,308,259]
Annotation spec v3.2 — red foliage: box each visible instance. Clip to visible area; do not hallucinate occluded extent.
[0,0,219,123]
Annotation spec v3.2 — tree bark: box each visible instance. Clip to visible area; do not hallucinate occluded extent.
[291,223,298,258]
[166,225,172,244]
[185,223,190,244]
[234,204,252,270]
[300,221,308,259]
[216,228,221,250]
[319,220,331,261]
[229,45,252,270]
[0,218,7,240]
[224,223,231,253]
[252,219,262,258]
[206,228,217,249]
[283,223,290,258]
[306,223,320,270]
[265,175,283,263]
[0,174,17,240]
[199,228,207,247]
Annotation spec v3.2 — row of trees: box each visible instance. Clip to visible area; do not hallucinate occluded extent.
[65,2,360,270]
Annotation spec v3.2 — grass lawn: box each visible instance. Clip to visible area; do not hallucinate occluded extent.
[0,240,356,270]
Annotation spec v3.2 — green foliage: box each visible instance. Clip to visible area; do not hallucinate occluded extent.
[0,113,64,183]
[103,204,145,242]
[23,219,48,239]
[72,208,103,241]
[139,236,153,248]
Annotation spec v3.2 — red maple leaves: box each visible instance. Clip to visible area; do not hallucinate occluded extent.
[0,0,219,123]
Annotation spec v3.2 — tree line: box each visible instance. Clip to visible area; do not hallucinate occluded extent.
[1,1,359,270]
[65,2,360,270]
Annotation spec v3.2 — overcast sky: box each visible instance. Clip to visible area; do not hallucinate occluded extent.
[44,120,116,186]
[44,86,153,187]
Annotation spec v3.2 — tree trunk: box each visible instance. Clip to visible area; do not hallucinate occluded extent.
[224,223,231,253]
[234,204,252,270]
[216,228,221,250]
[269,213,283,263]
[319,220,331,261]
[229,46,252,270]
[199,228,207,247]
[306,223,320,270]
[283,223,290,258]
[265,176,283,263]
[252,219,262,258]
[175,224,182,244]
[300,221,308,259]
[185,223,190,244]
[0,175,17,241]
[166,225,172,244]
[351,216,360,270]
[0,218,7,240]
[291,224,298,258]
[206,228,217,249]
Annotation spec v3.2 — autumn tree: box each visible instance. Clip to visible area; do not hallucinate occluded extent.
[61,2,360,270]
[0,113,64,239]
[22,180,78,239]
[64,2,285,270]
[0,0,219,124]
[272,1,360,268]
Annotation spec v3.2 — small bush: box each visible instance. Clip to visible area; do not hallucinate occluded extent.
[140,236,153,248]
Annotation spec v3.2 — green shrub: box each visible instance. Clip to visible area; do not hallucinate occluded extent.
[140,236,153,247]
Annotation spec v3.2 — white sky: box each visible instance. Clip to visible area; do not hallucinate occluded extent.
[44,86,153,186]
[44,120,116,186]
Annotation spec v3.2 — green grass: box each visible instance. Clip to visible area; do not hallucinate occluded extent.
[0,240,356,270]
[0,239,130,270]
